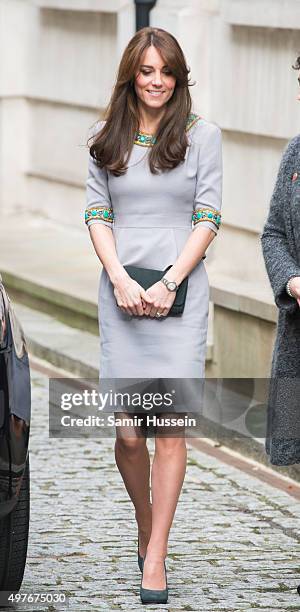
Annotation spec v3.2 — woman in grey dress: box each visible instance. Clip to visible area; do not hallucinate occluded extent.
[85,27,222,604]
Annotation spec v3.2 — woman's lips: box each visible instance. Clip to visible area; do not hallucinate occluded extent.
[146,91,165,96]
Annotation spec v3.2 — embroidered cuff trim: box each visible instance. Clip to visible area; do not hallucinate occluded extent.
[85,205,114,225]
[192,208,221,230]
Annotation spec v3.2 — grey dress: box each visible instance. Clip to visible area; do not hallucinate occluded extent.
[85,113,222,388]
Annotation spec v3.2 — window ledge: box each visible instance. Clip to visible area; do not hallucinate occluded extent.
[209,272,277,324]
[33,0,128,12]
[222,0,300,30]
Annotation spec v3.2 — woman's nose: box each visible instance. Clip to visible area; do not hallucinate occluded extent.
[152,72,163,86]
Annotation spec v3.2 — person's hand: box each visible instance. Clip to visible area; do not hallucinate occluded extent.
[288,277,300,307]
[142,281,177,318]
[113,276,153,316]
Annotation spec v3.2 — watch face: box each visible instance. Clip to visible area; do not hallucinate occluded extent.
[167,281,177,291]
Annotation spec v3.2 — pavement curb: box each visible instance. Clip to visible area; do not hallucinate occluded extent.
[27,338,99,379]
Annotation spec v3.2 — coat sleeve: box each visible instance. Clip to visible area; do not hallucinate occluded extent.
[192,123,222,235]
[260,137,300,313]
[85,120,114,229]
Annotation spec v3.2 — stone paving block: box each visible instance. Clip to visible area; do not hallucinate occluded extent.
[18,369,300,610]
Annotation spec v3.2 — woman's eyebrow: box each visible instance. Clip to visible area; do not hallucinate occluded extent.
[139,64,168,68]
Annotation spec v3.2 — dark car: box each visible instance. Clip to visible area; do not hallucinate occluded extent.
[0,275,30,592]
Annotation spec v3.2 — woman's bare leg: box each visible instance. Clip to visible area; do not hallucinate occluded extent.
[142,420,187,589]
[114,413,152,557]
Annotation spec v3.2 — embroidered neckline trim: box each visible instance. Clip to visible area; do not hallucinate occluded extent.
[134,112,201,147]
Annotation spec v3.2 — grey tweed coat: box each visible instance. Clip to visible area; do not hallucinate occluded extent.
[261,134,300,465]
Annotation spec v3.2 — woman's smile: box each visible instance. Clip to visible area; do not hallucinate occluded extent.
[146,90,165,96]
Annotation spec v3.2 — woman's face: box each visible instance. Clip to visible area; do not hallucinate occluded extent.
[134,45,176,113]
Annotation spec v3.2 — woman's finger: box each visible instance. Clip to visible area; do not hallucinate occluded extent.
[141,289,153,303]
[127,303,137,316]
[143,301,152,316]
[140,289,153,316]
[141,289,154,306]
[135,301,145,316]
[149,306,158,318]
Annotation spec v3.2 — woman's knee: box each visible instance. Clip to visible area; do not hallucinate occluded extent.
[155,436,186,456]
[115,435,147,455]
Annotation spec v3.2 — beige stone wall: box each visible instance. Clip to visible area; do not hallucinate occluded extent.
[0,0,130,222]
[207,306,276,378]
[2,0,299,376]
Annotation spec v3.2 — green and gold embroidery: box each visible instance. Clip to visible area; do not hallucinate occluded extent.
[134,113,202,147]
[192,208,221,230]
[186,112,201,132]
[85,205,114,224]
[134,132,157,147]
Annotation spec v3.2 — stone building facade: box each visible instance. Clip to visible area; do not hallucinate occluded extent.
[1,0,300,376]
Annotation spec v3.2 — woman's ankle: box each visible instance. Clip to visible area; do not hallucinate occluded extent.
[144,544,167,560]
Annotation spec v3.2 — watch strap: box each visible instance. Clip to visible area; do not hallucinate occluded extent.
[160,276,178,291]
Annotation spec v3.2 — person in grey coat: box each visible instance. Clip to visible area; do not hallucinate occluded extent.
[261,55,300,466]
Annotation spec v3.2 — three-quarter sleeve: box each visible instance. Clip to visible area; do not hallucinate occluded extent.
[192,123,222,235]
[85,121,114,229]
[261,136,300,313]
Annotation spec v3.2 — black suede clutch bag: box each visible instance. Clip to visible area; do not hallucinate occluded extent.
[123,264,188,316]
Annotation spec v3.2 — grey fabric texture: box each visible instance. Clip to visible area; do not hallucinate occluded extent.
[261,134,300,465]
[85,117,222,400]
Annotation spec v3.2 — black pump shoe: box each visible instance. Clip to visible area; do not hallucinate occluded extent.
[140,556,168,605]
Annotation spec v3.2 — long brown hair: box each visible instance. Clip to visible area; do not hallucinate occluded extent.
[88,27,196,176]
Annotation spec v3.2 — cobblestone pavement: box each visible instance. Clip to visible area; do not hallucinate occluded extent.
[18,368,300,611]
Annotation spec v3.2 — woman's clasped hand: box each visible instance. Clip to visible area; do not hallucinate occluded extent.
[288,276,300,306]
[113,274,176,317]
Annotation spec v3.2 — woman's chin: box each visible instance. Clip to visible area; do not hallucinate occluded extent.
[144,100,166,109]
